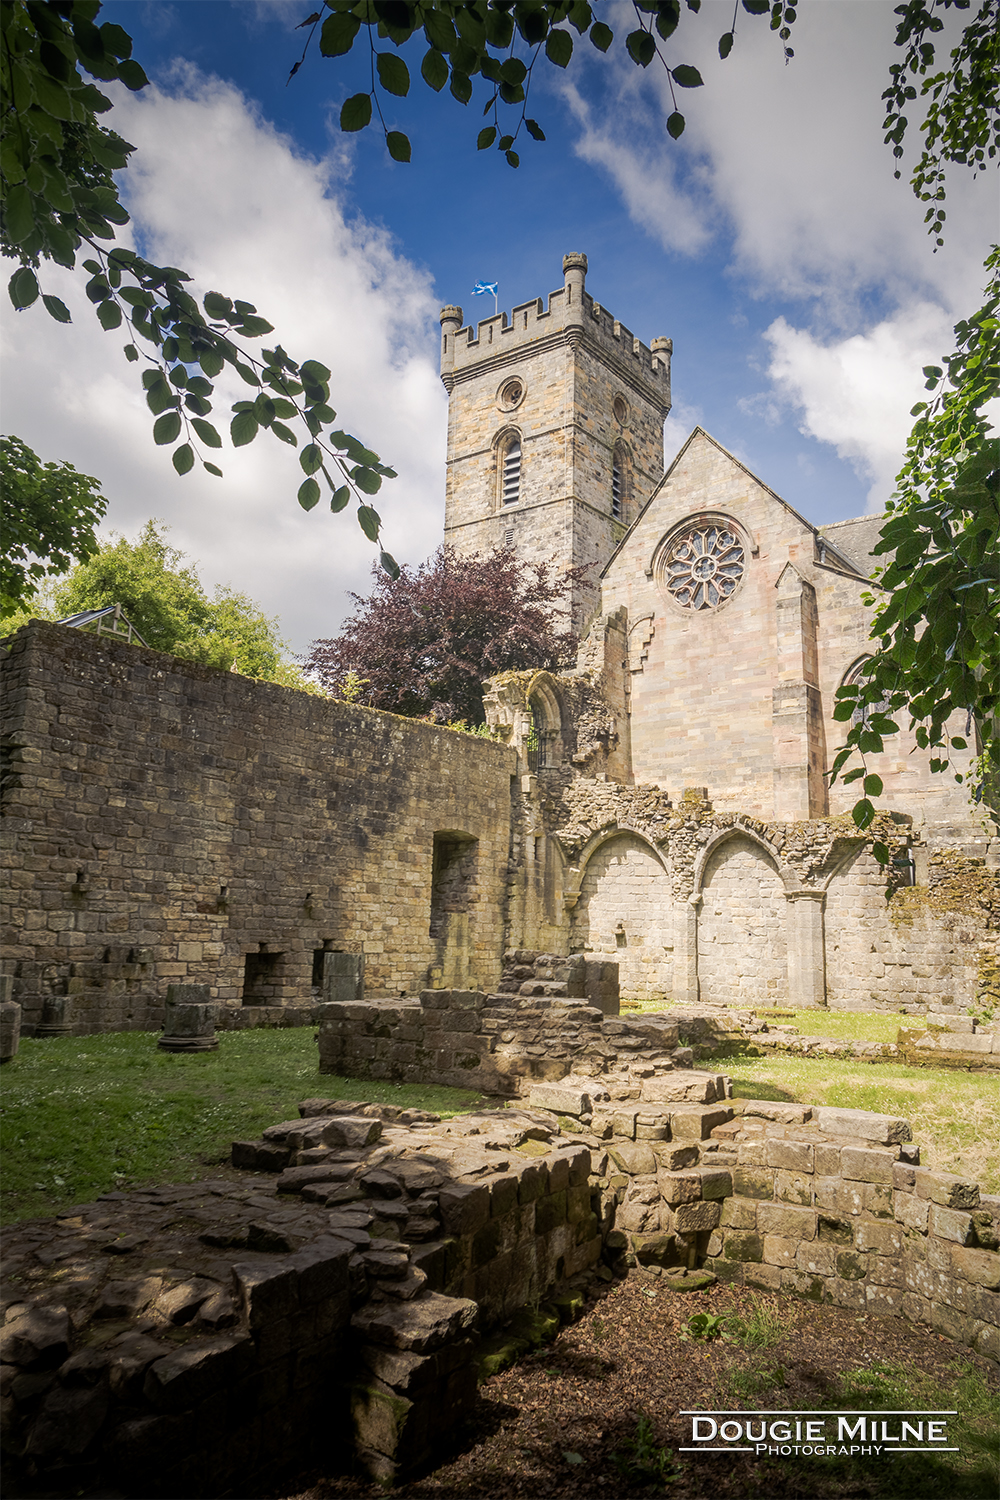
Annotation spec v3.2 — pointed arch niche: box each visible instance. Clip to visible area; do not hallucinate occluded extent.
[568,828,673,999]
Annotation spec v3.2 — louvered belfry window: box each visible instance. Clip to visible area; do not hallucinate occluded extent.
[502,437,521,505]
[612,456,623,519]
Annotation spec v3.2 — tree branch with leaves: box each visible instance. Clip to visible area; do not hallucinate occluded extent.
[1,0,400,571]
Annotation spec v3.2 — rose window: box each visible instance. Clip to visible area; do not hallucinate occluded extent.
[664,524,745,610]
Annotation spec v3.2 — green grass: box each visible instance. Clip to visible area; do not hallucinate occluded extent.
[724,1293,794,1349]
[728,1052,1000,1192]
[623,998,908,1044]
[0,1030,481,1225]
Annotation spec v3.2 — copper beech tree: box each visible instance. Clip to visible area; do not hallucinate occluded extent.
[304,544,578,724]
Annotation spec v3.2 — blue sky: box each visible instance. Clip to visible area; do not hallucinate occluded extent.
[2,1,995,653]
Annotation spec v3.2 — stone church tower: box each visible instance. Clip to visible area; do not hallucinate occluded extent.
[439,253,672,631]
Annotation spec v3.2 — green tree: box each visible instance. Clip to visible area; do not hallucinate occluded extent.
[0,432,108,615]
[831,253,999,845]
[17,517,317,687]
[1,0,398,571]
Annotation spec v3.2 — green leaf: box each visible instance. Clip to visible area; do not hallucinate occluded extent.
[590,21,614,51]
[123,344,139,362]
[719,31,734,59]
[525,118,546,141]
[380,550,400,579]
[203,461,223,477]
[852,798,876,830]
[153,411,181,445]
[271,421,297,446]
[42,294,72,324]
[626,29,656,67]
[499,57,527,85]
[298,477,321,510]
[172,443,195,475]
[863,774,884,797]
[353,467,383,495]
[341,93,373,132]
[421,48,448,91]
[230,410,259,447]
[666,111,685,139]
[386,131,411,163]
[300,444,323,475]
[97,298,122,330]
[330,485,350,513]
[423,12,457,52]
[450,71,472,104]
[672,65,704,88]
[5,185,35,245]
[117,59,149,91]
[477,126,497,150]
[357,505,381,541]
[235,315,274,338]
[191,417,222,448]
[545,29,574,66]
[376,52,410,97]
[8,267,39,309]
[198,347,224,378]
[871,841,890,866]
[320,12,361,56]
[505,150,520,168]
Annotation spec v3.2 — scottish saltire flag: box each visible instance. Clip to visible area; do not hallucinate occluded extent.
[472,280,498,297]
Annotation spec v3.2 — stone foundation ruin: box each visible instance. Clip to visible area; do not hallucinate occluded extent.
[3,1075,997,1497]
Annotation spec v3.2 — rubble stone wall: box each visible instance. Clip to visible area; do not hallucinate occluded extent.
[0,622,516,1034]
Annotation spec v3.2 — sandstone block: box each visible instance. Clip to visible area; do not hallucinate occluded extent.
[658,1171,702,1206]
[765,1140,814,1172]
[840,1146,897,1185]
[673,1200,721,1233]
[720,1197,757,1229]
[774,1170,812,1206]
[813,1107,912,1145]
[697,1168,733,1200]
[928,1205,976,1247]
[762,1235,798,1268]
[438,1183,490,1237]
[733,1167,774,1200]
[854,1221,902,1257]
[913,1170,981,1210]
[640,1074,722,1105]
[949,1245,1000,1290]
[669,1106,733,1140]
[608,1142,657,1176]
[351,1292,478,1354]
[758,1203,816,1240]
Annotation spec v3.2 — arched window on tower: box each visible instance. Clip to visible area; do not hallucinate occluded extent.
[501,435,521,505]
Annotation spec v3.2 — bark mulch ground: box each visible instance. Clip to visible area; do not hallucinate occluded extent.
[276,1272,999,1500]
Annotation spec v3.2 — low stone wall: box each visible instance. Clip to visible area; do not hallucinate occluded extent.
[316,986,689,1096]
[535,1084,999,1362]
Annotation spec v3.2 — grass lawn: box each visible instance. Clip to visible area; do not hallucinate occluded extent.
[623,998,907,1043]
[0,1029,481,1225]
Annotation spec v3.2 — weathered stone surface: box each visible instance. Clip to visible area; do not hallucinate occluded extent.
[640,1074,722,1105]
[913,1170,981,1210]
[812,1108,912,1145]
[351,1293,478,1354]
[0,1306,69,1370]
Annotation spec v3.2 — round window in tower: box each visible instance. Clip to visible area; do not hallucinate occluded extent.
[663,522,745,612]
[498,378,525,411]
[613,395,629,425]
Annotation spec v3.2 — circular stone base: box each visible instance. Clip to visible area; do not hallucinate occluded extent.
[157,1035,219,1052]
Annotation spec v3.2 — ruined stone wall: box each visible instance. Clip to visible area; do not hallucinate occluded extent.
[521,775,998,1011]
[0,622,516,1033]
[3,1088,997,1497]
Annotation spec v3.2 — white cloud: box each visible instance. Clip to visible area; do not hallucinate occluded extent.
[558,0,996,513]
[1,70,446,655]
[762,302,955,509]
